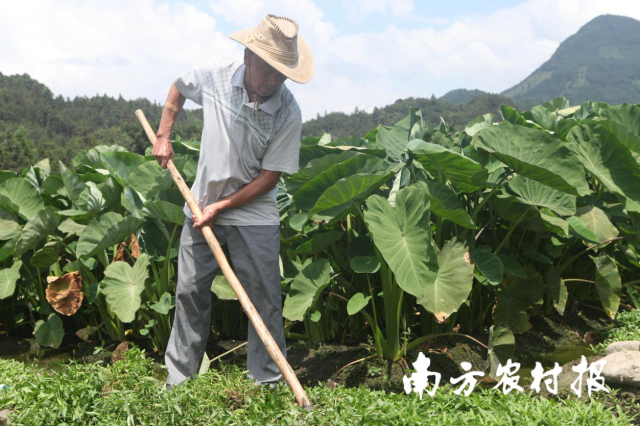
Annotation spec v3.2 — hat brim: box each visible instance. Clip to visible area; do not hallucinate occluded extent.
[229,27,314,84]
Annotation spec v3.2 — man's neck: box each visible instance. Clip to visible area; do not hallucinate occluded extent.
[244,66,273,104]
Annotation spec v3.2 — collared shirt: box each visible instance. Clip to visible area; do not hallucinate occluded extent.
[174,57,302,225]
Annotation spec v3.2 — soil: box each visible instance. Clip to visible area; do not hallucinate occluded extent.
[1,303,638,423]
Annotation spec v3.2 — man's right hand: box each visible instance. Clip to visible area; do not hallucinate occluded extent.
[153,136,175,169]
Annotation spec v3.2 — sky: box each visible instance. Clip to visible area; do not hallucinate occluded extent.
[2,1,640,121]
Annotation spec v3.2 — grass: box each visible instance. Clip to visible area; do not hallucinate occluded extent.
[593,309,640,354]
[0,345,635,425]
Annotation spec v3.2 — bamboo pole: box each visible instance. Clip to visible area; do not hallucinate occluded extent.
[135,109,311,409]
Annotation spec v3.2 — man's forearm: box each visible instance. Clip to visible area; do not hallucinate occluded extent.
[216,170,281,212]
[157,83,187,139]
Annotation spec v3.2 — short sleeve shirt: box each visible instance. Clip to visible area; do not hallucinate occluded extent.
[173,57,302,225]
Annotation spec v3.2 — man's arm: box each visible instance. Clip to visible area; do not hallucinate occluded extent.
[192,169,282,229]
[153,83,187,169]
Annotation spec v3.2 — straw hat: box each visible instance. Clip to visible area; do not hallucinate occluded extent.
[229,14,314,84]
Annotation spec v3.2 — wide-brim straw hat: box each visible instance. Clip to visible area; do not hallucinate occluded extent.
[229,14,314,84]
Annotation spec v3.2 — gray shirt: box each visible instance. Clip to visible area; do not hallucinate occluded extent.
[174,57,302,225]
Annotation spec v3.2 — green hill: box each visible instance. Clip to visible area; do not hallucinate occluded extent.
[0,72,203,172]
[502,14,640,107]
[440,89,489,104]
[301,93,515,138]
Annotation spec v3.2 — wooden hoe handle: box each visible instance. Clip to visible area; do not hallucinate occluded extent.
[135,109,311,409]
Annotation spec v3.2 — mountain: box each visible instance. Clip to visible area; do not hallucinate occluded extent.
[301,93,515,139]
[0,72,203,171]
[440,89,489,104]
[502,14,640,107]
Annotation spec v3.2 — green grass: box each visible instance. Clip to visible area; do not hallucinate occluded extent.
[594,309,640,354]
[0,345,635,425]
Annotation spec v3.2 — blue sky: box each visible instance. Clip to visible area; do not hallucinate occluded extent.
[1,0,638,121]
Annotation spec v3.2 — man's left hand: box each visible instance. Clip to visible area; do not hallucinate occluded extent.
[193,203,221,233]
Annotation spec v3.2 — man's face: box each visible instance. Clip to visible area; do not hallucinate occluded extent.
[244,49,288,97]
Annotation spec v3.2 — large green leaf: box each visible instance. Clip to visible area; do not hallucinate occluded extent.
[144,200,185,225]
[566,124,640,212]
[487,324,515,379]
[293,154,388,210]
[505,174,576,216]
[475,125,590,196]
[309,172,393,219]
[376,114,411,160]
[294,231,343,255]
[0,210,21,240]
[470,247,504,285]
[101,254,150,322]
[210,274,238,300]
[493,269,544,334]
[364,186,437,299]
[285,151,360,194]
[129,161,173,199]
[77,182,105,213]
[576,205,618,247]
[546,268,568,316]
[282,259,331,321]
[0,177,44,221]
[407,140,488,193]
[416,239,474,321]
[0,260,22,299]
[14,207,60,257]
[59,162,87,204]
[76,212,145,259]
[100,151,146,187]
[417,180,474,228]
[599,104,640,136]
[34,313,64,348]
[592,253,622,319]
[73,145,127,169]
[347,293,371,315]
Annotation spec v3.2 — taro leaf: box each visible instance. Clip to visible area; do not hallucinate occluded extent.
[387,166,409,207]
[285,151,360,194]
[293,154,388,211]
[137,219,170,258]
[31,246,60,268]
[407,140,488,193]
[546,268,567,315]
[376,114,412,160]
[282,259,331,322]
[151,292,175,314]
[497,254,528,279]
[122,187,147,218]
[347,292,371,315]
[129,161,173,199]
[0,177,44,221]
[211,274,238,300]
[594,120,640,160]
[530,105,558,132]
[364,186,437,299]
[465,113,495,137]
[350,256,380,274]
[599,104,640,136]
[309,172,393,220]
[491,196,546,232]
[566,124,640,212]
[78,182,105,213]
[98,177,122,209]
[0,239,17,262]
[34,313,64,348]
[45,272,83,316]
[59,162,87,204]
[493,268,544,334]
[199,352,210,376]
[288,212,308,231]
[58,219,86,237]
[42,175,64,196]
[0,260,22,299]
[592,253,622,319]
[73,145,127,169]
[34,158,50,179]
[100,151,146,187]
[505,175,576,216]
[540,210,569,236]
[487,324,515,379]
[144,200,185,225]
[576,205,618,248]
[0,210,21,240]
[417,180,474,228]
[14,207,60,257]
[566,216,599,244]
[101,254,150,322]
[470,248,504,285]
[294,231,343,255]
[416,239,474,322]
[310,311,322,322]
[522,249,552,265]
[475,125,590,196]
[76,212,145,259]
[500,105,526,126]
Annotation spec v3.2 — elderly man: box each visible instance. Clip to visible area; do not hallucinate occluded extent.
[153,14,313,390]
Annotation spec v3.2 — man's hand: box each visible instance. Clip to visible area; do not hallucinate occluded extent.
[193,203,222,233]
[153,136,175,169]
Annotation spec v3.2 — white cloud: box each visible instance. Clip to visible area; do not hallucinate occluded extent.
[2,0,640,123]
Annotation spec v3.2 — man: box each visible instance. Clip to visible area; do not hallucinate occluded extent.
[153,14,313,390]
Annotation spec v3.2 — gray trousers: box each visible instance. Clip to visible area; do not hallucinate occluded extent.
[164,217,287,387]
